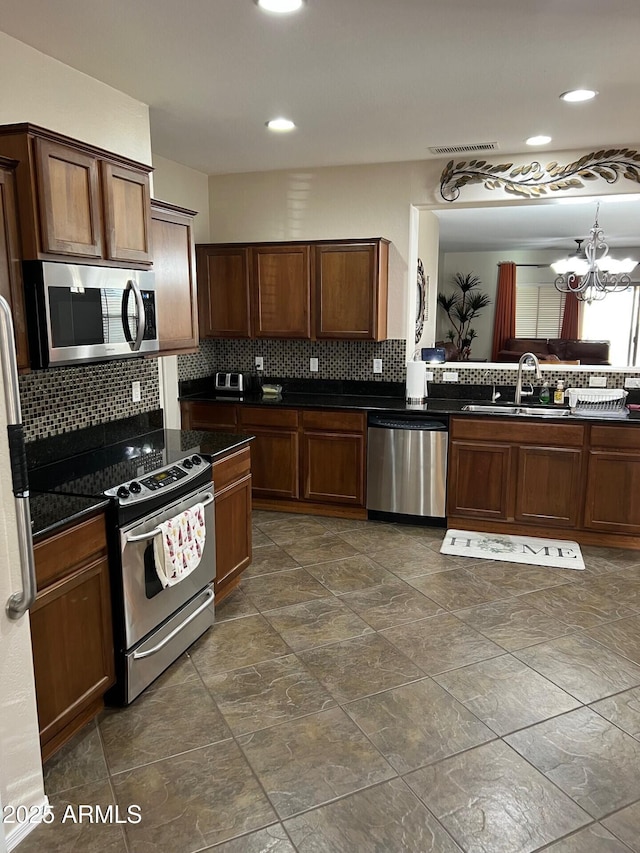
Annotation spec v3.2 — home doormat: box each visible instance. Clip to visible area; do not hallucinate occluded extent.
[440,529,585,570]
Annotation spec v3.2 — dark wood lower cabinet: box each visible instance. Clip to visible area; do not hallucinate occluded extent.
[212,446,253,603]
[584,450,640,533]
[515,445,583,527]
[447,441,511,520]
[31,513,114,760]
[245,428,299,500]
[303,430,365,504]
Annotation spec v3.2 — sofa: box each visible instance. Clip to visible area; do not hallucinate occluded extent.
[496,337,610,365]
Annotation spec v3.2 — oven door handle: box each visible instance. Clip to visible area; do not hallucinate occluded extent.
[132,588,214,660]
[125,492,214,543]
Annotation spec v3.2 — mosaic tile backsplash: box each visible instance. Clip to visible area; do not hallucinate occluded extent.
[19,359,160,442]
[178,338,408,383]
[178,338,639,392]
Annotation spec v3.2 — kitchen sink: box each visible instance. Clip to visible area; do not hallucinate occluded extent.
[462,404,570,417]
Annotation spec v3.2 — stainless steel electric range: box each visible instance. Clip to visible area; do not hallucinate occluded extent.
[30,429,217,705]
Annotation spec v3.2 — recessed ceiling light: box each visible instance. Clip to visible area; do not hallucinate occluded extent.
[255,0,305,13]
[560,89,598,102]
[526,135,552,146]
[266,117,296,132]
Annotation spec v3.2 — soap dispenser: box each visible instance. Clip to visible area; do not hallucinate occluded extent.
[539,381,550,404]
[553,380,565,405]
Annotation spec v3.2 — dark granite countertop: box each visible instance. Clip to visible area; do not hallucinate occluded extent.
[27,412,252,539]
[30,492,110,542]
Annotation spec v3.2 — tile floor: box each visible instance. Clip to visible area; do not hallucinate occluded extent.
[22,513,640,852]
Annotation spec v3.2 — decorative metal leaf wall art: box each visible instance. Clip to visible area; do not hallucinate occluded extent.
[439,148,640,201]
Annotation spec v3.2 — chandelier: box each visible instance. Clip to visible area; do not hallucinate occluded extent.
[552,203,638,303]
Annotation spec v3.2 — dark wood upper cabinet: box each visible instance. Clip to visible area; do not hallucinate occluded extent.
[151,199,198,354]
[196,238,389,341]
[103,163,152,264]
[196,244,251,338]
[0,123,152,267]
[314,240,388,340]
[35,138,103,258]
[0,159,29,371]
[251,244,310,338]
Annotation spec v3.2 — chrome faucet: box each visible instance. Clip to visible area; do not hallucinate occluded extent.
[482,369,500,402]
[515,352,543,404]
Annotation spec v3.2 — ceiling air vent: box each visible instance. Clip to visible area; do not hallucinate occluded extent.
[428,142,499,155]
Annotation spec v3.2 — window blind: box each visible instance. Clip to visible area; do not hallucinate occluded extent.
[516,285,565,337]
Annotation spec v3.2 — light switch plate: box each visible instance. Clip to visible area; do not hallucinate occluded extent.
[373,358,383,374]
[589,376,607,387]
[255,356,264,371]
[310,357,319,372]
[442,371,459,382]
[625,377,640,389]
[131,381,141,403]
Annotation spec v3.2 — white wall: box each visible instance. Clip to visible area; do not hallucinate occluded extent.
[0,32,151,164]
[152,155,210,243]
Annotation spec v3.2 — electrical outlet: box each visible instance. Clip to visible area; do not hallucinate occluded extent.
[310,357,319,372]
[589,375,607,388]
[442,371,459,382]
[425,371,434,382]
[373,358,383,374]
[131,381,141,403]
[625,377,640,389]
[255,356,264,371]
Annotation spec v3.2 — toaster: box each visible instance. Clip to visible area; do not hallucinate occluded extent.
[214,372,263,395]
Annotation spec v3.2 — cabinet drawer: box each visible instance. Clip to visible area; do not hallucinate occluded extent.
[213,446,251,492]
[239,407,299,428]
[302,410,366,432]
[187,402,238,430]
[34,514,107,591]
[451,417,584,447]
[590,425,640,451]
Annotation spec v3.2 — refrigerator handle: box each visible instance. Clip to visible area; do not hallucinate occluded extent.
[0,296,36,619]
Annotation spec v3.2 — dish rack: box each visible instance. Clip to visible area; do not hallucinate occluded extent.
[566,387,628,416]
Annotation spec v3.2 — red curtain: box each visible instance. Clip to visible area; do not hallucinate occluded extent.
[560,288,580,339]
[491,262,517,361]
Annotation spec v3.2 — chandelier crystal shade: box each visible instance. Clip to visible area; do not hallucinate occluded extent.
[552,203,638,303]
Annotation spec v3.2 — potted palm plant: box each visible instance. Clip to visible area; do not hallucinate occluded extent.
[437,272,491,360]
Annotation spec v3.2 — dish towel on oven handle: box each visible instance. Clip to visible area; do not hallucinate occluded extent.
[153,503,206,588]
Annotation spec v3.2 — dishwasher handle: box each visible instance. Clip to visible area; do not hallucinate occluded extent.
[368,416,447,431]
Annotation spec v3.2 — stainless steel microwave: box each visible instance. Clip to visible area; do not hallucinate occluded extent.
[23,261,158,368]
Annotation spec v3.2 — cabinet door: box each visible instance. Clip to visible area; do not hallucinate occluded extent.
[151,203,198,353]
[102,162,152,264]
[30,557,115,752]
[447,441,512,519]
[197,245,251,338]
[515,445,583,528]
[314,241,388,340]
[244,427,299,499]
[251,245,310,338]
[182,401,238,432]
[214,474,252,600]
[35,138,103,258]
[0,165,29,371]
[302,430,365,505]
[584,450,640,533]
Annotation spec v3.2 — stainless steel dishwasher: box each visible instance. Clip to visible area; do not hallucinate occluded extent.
[366,413,448,520]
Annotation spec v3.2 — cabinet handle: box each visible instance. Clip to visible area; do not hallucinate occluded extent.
[1,296,36,620]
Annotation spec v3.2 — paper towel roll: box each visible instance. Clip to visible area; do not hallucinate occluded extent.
[406,361,427,402]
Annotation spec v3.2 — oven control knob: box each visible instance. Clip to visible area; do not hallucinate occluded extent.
[182,458,193,469]
[129,481,142,494]
[191,455,202,465]
[117,486,130,500]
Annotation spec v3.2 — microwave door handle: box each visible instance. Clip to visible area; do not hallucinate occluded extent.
[125,492,215,542]
[129,280,146,351]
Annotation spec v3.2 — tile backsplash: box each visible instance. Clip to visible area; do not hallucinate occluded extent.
[19,359,160,442]
[178,338,408,383]
[178,339,638,392]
